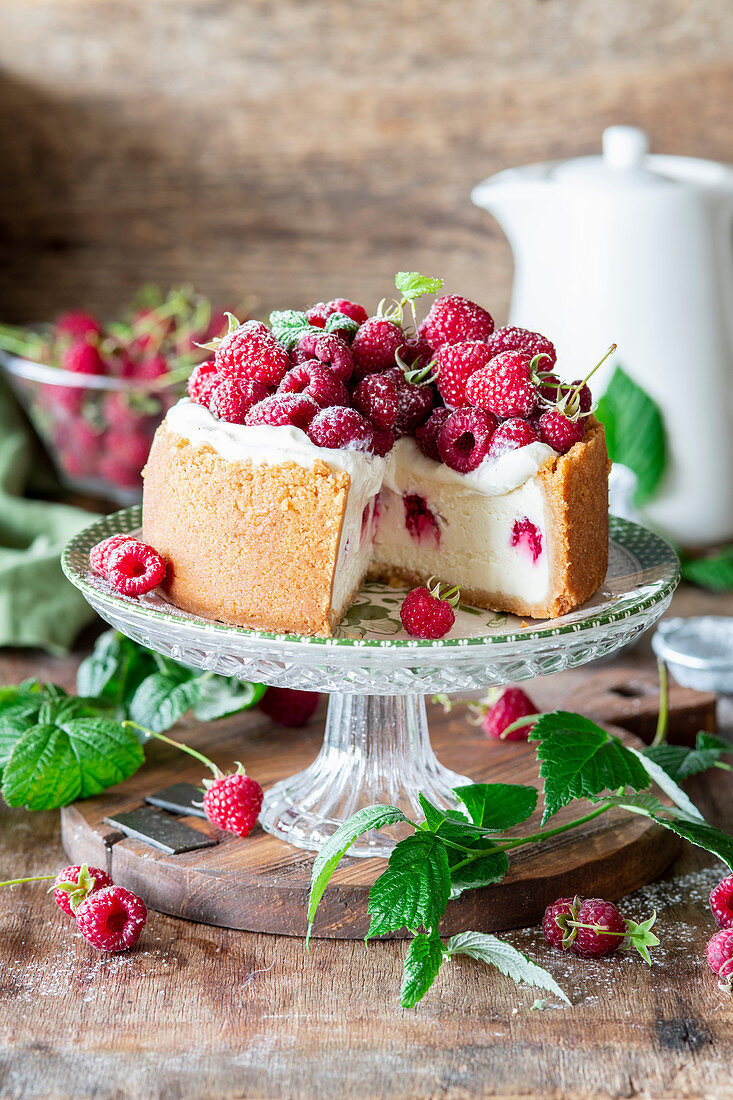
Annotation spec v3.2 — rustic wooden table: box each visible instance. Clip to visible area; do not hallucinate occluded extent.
[1,586,732,1100]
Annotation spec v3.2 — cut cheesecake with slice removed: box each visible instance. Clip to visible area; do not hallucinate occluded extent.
[369,420,609,619]
[142,399,609,635]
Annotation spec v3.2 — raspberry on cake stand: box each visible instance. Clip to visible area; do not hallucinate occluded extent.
[64,509,678,868]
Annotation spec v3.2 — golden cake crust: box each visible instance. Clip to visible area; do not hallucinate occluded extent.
[367,420,610,620]
[142,426,350,636]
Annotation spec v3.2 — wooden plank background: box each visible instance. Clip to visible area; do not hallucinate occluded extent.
[0,0,732,323]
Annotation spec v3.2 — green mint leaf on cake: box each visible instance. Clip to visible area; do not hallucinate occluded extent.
[596,366,667,506]
[324,312,359,338]
[366,832,450,938]
[1,714,144,812]
[306,805,408,944]
[453,783,538,831]
[269,309,314,350]
[395,271,444,303]
[444,932,570,1005]
[680,546,733,592]
[400,930,446,1008]
[529,711,651,824]
[190,676,266,722]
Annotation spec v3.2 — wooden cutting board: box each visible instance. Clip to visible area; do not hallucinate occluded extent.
[60,673,692,938]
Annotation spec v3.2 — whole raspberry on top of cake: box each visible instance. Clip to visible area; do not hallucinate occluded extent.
[140,273,611,636]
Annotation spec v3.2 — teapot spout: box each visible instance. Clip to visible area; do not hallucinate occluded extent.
[471,166,553,249]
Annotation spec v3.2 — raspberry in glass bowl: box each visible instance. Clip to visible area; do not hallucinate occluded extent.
[0,288,227,505]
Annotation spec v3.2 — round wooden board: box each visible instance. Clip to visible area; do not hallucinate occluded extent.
[60,706,680,939]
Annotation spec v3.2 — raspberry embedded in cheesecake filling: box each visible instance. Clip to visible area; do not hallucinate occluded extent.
[511,517,543,563]
[404,494,441,548]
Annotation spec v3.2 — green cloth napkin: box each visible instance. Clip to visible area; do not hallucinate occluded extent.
[0,380,100,654]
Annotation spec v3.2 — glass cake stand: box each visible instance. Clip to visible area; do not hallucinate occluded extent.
[63,508,678,857]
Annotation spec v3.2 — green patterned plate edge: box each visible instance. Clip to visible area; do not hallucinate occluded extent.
[62,507,679,651]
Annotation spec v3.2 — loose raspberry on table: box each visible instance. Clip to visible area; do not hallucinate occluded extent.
[106,539,167,596]
[542,896,626,957]
[484,325,556,368]
[89,534,136,577]
[434,341,494,407]
[542,898,577,951]
[53,864,113,917]
[351,318,406,379]
[54,310,102,342]
[481,686,538,741]
[307,406,375,453]
[400,582,458,640]
[244,392,320,430]
[278,362,349,409]
[259,687,321,727]
[75,885,147,952]
[292,332,353,382]
[415,407,451,461]
[486,418,540,460]
[215,320,289,386]
[710,874,733,929]
[203,771,264,838]
[437,407,497,473]
[706,928,733,989]
[538,409,586,454]
[465,349,539,419]
[352,373,399,430]
[420,295,494,350]
[210,378,270,424]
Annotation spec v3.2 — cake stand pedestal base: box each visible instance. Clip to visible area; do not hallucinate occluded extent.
[59,706,680,939]
[260,694,471,857]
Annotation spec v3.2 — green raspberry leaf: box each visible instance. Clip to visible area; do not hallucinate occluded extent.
[367,832,451,938]
[629,747,703,820]
[529,711,651,824]
[306,805,408,945]
[596,366,667,506]
[595,791,733,871]
[127,668,201,735]
[269,309,313,351]
[77,630,157,713]
[0,686,46,773]
[190,676,266,722]
[1,717,144,811]
[445,931,570,1004]
[681,546,733,591]
[644,737,728,782]
[453,783,538,831]
[416,796,509,898]
[400,930,446,1008]
[394,271,444,303]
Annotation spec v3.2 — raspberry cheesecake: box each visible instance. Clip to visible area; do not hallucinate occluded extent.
[142,278,610,635]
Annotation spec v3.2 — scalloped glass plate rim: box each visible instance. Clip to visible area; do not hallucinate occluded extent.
[62,507,679,651]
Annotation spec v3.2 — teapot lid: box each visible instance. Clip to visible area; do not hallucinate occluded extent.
[551,126,669,189]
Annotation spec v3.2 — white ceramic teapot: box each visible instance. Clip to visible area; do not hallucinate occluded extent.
[472,126,733,546]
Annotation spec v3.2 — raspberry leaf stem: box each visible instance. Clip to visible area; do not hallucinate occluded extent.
[0,874,56,888]
[620,913,660,964]
[122,721,219,777]
[650,659,669,748]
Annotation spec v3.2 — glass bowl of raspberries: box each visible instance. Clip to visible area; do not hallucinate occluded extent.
[0,286,228,505]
